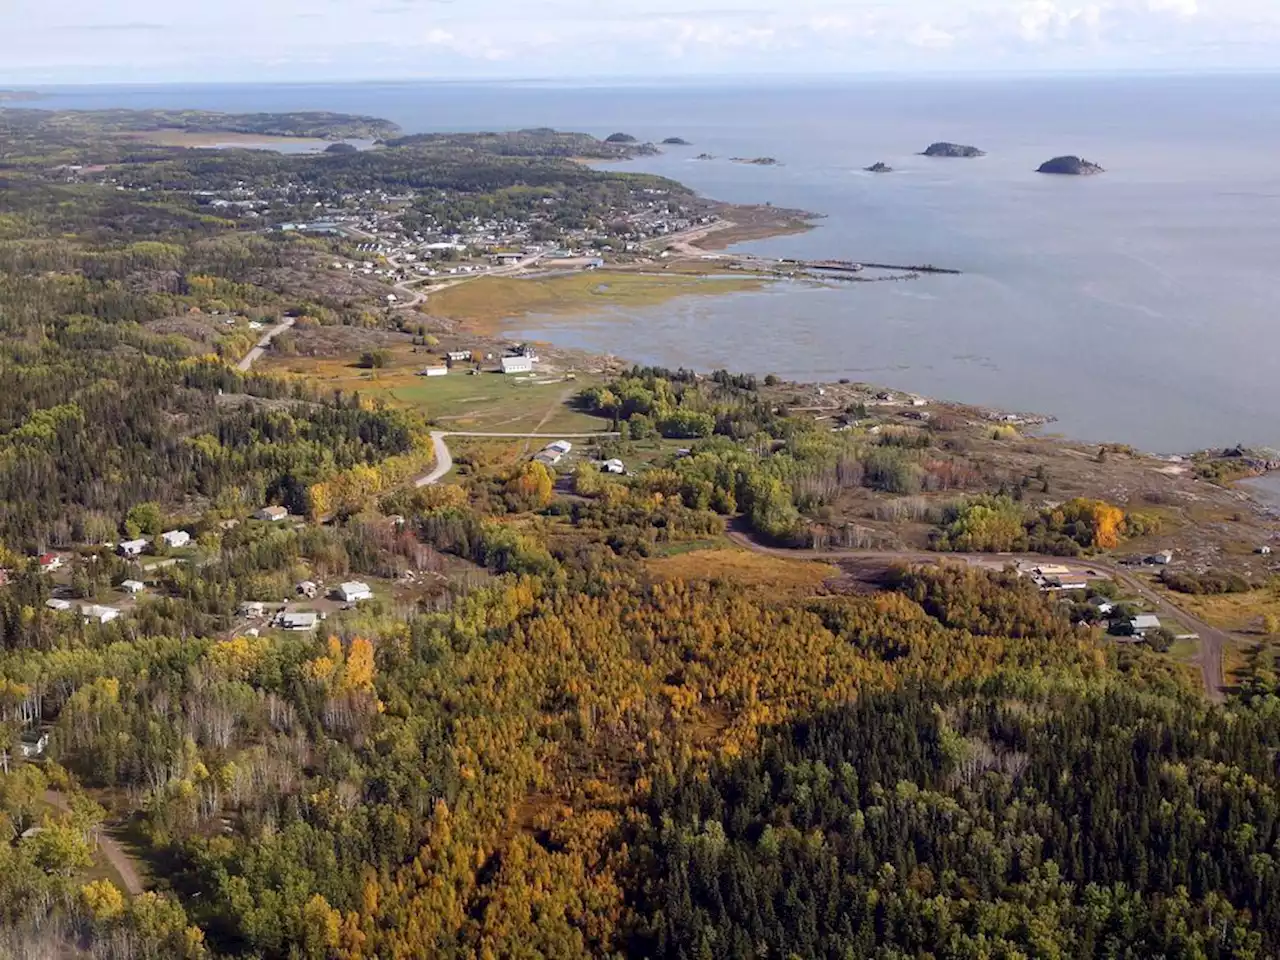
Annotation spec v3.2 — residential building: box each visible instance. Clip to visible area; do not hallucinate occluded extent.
[37,553,64,573]
[257,506,289,522]
[240,601,266,618]
[296,580,319,599]
[45,598,72,612]
[118,539,149,558]
[501,355,534,375]
[446,350,472,363]
[1131,614,1162,635]
[18,730,49,759]
[337,581,374,604]
[1088,597,1115,616]
[419,365,448,377]
[1045,576,1089,591]
[80,604,121,624]
[121,580,145,594]
[277,611,319,632]
[546,440,573,456]
[160,530,191,549]
[1033,564,1072,578]
[603,459,626,475]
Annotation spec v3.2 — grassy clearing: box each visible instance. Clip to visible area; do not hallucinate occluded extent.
[1156,586,1280,634]
[427,269,764,333]
[646,548,838,598]
[265,347,611,433]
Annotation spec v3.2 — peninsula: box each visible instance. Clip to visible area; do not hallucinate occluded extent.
[1037,155,1105,176]
[922,142,986,158]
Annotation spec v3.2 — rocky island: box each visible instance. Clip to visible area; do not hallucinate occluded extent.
[694,153,717,161]
[323,142,360,155]
[604,132,638,144]
[662,137,691,146]
[1037,155,1105,176]
[731,157,780,166]
[922,142,986,158]
[864,162,893,174]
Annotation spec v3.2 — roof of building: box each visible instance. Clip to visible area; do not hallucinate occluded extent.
[1132,614,1162,630]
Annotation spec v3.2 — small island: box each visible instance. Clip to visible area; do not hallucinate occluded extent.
[694,153,717,161]
[323,142,360,155]
[662,137,691,146]
[922,142,986,158]
[1037,155,1105,176]
[605,132,638,144]
[731,157,780,166]
[864,162,893,174]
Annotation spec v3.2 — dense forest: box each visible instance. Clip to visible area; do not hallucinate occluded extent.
[4,111,1280,960]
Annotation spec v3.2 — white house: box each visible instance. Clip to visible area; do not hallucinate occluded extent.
[1259,546,1273,556]
[446,350,472,363]
[257,506,289,522]
[37,553,64,573]
[297,580,318,599]
[419,365,448,377]
[81,604,121,624]
[546,440,573,456]
[118,539,149,558]
[1131,614,1162,635]
[337,581,374,604]
[239,601,266,618]
[45,598,72,612]
[602,459,626,475]
[160,530,191,549]
[501,355,534,375]
[277,611,319,632]
[18,730,49,759]
[1088,597,1115,616]
[121,580,145,594]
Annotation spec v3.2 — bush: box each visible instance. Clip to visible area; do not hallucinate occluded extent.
[1159,569,1252,595]
[358,349,392,369]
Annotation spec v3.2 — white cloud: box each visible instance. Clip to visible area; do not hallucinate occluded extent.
[0,0,1276,82]
[907,23,957,48]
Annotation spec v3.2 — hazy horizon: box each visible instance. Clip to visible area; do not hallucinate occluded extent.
[5,0,1280,85]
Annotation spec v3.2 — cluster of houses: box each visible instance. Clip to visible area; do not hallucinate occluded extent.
[44,598,122,624]
[117,529,191,559]
[237,580,376,633]
[416,346,539,378]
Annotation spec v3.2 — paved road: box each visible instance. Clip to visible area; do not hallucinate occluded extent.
[725,531,1228,701]
[43,791,144,895]
[236,317,296,372]
[415,430,620,487]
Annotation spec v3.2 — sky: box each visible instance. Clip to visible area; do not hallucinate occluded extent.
[3,0,1279,85]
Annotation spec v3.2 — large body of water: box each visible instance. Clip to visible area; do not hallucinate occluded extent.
[14,75,1280,452]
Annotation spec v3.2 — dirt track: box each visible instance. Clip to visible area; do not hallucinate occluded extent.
[42,791,145,895]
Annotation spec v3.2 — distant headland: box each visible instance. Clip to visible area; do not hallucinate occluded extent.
[1037,155,1105,176]
[605,132,638,144]
[662,137,691,146]
[921,142,986,158]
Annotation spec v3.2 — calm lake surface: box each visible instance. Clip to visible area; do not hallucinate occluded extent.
[15,75,1280,451]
